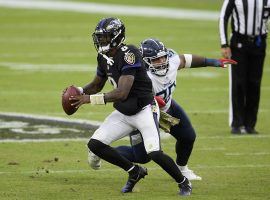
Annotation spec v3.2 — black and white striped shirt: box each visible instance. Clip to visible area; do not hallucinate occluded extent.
[219,0,270,46]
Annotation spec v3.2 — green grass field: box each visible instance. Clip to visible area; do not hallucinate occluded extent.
[0,0,270,199]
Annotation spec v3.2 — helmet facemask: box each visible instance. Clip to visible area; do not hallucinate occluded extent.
[144,51,169,76]
[92,31,111,53]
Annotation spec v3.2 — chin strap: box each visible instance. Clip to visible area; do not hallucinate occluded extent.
[99,53,114,66]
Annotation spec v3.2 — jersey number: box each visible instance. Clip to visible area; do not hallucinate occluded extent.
[156,82,176,103]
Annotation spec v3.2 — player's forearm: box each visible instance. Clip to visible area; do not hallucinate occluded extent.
[104,75,134,103]
[182,54,213,68]
[86,88,128,106]
[83,82,102,95]
[104,88,128,103]
[183,54,228,68]
[189,55,207,68]
[88,75,133,104]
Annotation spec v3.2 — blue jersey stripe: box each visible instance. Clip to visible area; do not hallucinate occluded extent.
[122,62,141,71]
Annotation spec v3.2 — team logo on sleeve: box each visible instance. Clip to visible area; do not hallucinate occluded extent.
[124,52,135,65]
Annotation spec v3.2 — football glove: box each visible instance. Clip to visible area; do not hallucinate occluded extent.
[218,58,237,68]
[154,96,166,108]
[205,58,237,68]
[159,111,180,132]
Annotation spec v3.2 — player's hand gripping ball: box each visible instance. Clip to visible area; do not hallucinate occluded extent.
[62,85,81,115]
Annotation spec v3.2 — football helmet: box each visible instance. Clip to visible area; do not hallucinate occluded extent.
[140,38,169,76]
[92,17,125,53]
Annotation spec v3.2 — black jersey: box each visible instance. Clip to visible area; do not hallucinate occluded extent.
[96,44,154,115]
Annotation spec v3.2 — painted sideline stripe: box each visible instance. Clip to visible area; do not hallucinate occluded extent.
[0,112,170,141]
[0,0,219,21]
[0,138,89,143]
[1,164,270,174]
[0,112,101,126]
[0,112,269,143]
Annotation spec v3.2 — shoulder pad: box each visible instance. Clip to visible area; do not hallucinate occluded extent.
[167,49,178,58]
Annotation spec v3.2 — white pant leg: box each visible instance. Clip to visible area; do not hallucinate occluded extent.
[127,105,161,153]
[91,110,134,145]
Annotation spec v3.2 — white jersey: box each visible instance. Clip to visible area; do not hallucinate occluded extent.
[147,49,181,112]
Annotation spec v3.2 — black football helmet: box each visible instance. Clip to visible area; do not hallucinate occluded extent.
[139,38,169,76]
[92,17,125,54]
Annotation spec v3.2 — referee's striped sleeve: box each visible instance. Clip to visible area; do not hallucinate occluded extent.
[219,0,234,47]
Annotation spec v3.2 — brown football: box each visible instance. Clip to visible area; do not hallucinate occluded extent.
[62,85,81,115]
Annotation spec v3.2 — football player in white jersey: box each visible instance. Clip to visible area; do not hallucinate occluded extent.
[89,38,236,181]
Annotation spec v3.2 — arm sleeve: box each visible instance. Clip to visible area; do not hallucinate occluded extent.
[219,0,235,47]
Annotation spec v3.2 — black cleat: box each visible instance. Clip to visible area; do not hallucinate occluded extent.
[245,127,258,134]
[231,127,246,135]
[178,177,192,196]
[121,165,148,193]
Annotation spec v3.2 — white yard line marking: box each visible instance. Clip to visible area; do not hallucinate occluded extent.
[178,71,220,78]
[1,164,270,174]
[198,135,270,139]
[196,147,226,151]
[225,152,270,156]
[0,37,86,43]
[2,62,270,79]
[2,62,269,82]
[194,164,270,169]
[0,138,89,143]
[187,109,270,114]
[0,0,219,21]
[0,62,96,72]
[0,52,94,58]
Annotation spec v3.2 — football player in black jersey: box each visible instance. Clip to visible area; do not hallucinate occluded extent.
[69,17,191,196]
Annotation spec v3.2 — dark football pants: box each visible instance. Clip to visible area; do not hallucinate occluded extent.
[116,99,196,166]
[167,99,196,166]
[230,34,266,129]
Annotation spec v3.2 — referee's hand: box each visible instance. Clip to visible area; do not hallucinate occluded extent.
[221,47,231,59]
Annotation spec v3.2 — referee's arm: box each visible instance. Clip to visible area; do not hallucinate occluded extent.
[219,0,234,58]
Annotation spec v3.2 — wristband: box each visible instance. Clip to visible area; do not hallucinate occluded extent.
[183,54,192,68]
[90,94,105,105]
